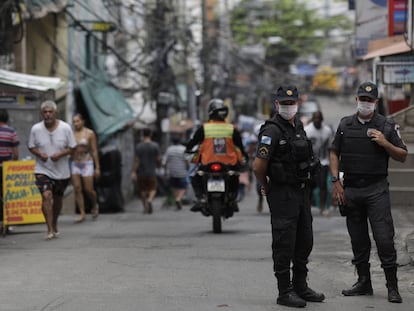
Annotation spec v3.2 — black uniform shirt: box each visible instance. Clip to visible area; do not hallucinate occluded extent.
[256,114,302,161]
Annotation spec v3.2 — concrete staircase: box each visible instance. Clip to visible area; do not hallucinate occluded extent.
[389,147,414,207]
[388,106,414,207]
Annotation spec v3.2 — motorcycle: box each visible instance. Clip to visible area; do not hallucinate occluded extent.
[195,162,239,233]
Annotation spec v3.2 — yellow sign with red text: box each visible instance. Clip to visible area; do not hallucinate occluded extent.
[2,160,45,226]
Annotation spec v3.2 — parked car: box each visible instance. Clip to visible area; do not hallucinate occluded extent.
[298,98,321,125]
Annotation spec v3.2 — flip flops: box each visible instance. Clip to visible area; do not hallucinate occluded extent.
[44,233,54,241]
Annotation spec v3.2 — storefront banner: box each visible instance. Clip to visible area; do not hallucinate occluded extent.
[389,0,408,36]
[355,0,388,58]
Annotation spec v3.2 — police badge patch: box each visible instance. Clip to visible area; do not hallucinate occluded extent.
[395,124,401,138]
[394,124,406,145]
[258,146,269,156]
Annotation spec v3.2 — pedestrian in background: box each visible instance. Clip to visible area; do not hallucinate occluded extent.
[304,110,333,215]
[0,109,20,232]
[71,113,100,222]
[163,134,189,211]
[131,128,161,214]
[238,132,257,202]
[330,82,407,303]
[253,85,324,308]
[28,100,76,240]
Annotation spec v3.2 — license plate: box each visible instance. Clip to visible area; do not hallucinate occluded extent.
[207,179,225,192]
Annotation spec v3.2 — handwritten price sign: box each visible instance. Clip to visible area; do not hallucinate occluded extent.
[2,160,45,226]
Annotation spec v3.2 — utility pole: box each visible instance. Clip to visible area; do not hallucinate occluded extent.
[67,0,75,122]
[218,0,230,98]
[0,2,14,69]
[179,0,197,122]
[153,0,166,145]
[324,0,330,18]
[408,0,414,48]
[201,0,210,98]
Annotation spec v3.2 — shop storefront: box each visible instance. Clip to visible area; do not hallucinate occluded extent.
[0,69,66,159]
[363,35,413,115]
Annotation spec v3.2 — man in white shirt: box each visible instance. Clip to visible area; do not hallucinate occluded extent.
[305,111,333,215]
[28,100,76,240]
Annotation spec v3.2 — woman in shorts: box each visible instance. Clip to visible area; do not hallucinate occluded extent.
[71,113,100,222]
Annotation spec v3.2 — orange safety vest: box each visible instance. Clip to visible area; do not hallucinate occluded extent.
[197,121,243,166]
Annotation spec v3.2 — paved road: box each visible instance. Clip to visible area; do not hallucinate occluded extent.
[315,94,356,129]
[1,189,413,311]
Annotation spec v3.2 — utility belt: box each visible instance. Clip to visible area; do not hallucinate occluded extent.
[269,162,311,185]
[289,182,307,189]
[272,181,308,189]
[343,175,386,188]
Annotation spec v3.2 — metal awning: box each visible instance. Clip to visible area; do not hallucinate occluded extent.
[20,0,67,20]
[0,69,67,102]
[0,69,65,92]
[363,35,412,60]
[79,79,136,145]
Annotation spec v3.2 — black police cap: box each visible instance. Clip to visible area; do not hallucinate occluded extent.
[276,85,299,102]
[357,82,378,99]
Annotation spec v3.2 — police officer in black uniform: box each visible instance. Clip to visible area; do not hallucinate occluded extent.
[329,82,407,303]
[253,85,325,308]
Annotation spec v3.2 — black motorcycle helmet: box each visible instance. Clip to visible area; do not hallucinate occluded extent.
[208,99,228,121]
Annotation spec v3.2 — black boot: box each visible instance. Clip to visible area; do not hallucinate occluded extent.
[293,272,325,302]
[277,286,307,308]
[342,263,373,296]
[228,200,239,212]
[190,196,207,212]
[276,272,306,308]
[384,267,402,303]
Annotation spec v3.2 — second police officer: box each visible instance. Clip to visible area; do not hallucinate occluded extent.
[329,82,407,303]
[253,85,324,308]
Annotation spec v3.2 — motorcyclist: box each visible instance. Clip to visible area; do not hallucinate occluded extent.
[185,98,248,212]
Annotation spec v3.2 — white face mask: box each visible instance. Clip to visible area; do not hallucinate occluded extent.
[278,104,298,120]
[357,101,375,117]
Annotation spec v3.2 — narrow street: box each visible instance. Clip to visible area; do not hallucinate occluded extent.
[314,93,356,129]
[1,187,413,311]
[1,94,413,311]
[1,1,413,310]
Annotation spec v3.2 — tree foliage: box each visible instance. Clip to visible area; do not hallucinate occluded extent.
[230,0,353,67]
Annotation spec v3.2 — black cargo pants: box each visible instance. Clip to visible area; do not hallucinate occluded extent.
[267,182,313,277]
[344,178,397,269]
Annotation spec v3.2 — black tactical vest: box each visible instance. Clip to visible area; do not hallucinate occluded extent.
[266,116,314,183]
[339,114,391,176]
